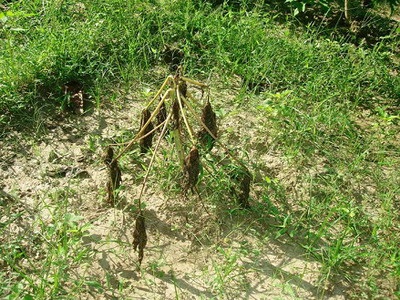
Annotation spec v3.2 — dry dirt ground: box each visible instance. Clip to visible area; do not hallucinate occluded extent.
[0,76,350,299]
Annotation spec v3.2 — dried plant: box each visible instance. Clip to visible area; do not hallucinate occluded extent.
[103,68,252,269]
[103,146,122,206]
[139,108,154,153]
[132,211,147,268]
[184,147,200,193]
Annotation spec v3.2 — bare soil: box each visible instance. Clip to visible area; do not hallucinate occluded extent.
[0,77,350,299]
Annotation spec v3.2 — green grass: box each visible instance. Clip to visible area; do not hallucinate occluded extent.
[1,0,399,299]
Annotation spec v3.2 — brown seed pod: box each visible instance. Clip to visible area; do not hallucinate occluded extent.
[198,99,217,151]
[184,147,200,192]
[139,108,154,153]
[133,211,147,268]
[103,146,122,206]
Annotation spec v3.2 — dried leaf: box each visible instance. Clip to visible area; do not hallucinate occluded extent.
[184,147,200,192]
[156,100,167,129]
[172,99,180,130]
[178,80,187,98]
[139,109,154,153]
[229,166,251,209]
[103,146,122,205]
[198,99,217,150]
[133,211,147,268]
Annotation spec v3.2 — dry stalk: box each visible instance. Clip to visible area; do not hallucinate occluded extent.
[137,107,173,204]
[108,120,166,147]
[145,75,174,109]
[176,84,195,145]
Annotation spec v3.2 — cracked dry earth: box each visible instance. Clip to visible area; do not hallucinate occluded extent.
[0,80,348,299]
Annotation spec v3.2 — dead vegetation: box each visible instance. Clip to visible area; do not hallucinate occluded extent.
[102,67,252,268]
[103,146,122,206]
[132,210,147,269]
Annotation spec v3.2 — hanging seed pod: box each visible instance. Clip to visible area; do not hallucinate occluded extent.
[103,146,122,206]
[183,147,200,192]
[133,211,147,268]
[198,99,217,151]
[139,108,154,153]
